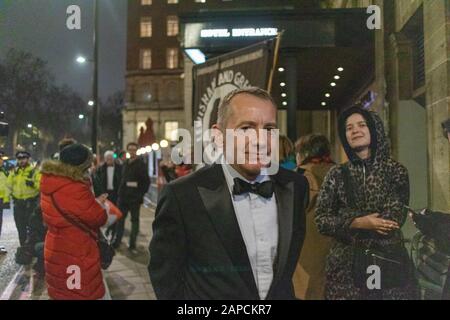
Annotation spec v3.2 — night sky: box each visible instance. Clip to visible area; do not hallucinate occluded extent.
[0,0,127,101]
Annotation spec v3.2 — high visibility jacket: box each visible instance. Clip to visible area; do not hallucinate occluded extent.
[7,164,41,200]
[0,168,10,204]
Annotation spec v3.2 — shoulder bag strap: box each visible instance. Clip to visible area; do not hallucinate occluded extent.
[49,193,97,241]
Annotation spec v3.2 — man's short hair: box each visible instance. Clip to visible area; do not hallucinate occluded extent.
[104,150,114,159]
[217,87,276,128]
[126,142,139,150]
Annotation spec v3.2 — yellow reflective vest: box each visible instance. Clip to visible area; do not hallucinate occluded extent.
[0,168,10,204]
[6,164,41,200]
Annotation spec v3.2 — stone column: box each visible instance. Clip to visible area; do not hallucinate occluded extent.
[423,0,450,211]
[386,33,414,159]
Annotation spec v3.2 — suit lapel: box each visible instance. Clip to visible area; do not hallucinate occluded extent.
[197,164,259,298]
[268,173,295,297]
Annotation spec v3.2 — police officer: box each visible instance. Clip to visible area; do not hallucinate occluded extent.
[7,151,41,249]
[0,150,10,254]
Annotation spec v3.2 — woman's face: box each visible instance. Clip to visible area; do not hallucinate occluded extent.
[296,153,303,166]
[345,113,371,151]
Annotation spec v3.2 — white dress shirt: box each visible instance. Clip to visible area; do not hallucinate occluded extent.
[106,166,115,191]
[221,161,279,300]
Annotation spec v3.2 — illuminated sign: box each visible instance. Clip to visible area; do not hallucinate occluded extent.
[200,28,278,38]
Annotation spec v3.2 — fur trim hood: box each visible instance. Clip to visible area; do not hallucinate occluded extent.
[40,160,89,182]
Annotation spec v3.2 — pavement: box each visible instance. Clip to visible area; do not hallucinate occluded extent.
[104,203,156,300]
[0,203,157,300]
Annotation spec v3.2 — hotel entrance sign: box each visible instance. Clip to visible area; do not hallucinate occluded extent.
[200,28,278,38]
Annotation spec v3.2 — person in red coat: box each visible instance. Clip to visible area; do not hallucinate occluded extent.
[40,144,107,300]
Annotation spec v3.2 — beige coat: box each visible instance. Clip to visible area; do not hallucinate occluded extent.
[293,162,334,300]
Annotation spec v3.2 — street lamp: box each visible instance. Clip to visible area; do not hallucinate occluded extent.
[151,143,160,151]
[160,139,169,148]
[75,0,99,154]
[76,56,87,64]
[78,114,85,120]
[27,124,32,129]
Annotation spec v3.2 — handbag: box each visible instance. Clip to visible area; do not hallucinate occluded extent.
[352,240,412,289]
[50,194,115,270]
[341,165,413,289]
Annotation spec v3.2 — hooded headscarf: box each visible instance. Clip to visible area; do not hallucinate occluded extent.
[338,106,390,166]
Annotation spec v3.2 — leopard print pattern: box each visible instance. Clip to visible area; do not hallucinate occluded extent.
[315,109,419,300]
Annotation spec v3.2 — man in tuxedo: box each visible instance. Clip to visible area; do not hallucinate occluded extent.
[149,87,308,300]
[94,150,123,205]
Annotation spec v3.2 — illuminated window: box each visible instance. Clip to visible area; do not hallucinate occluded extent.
[167,0,178,3]
[166,48,178,69]
[167,16,179,36]
[137,121,146,138]
[140,49,152,69]
[140,17,152,37]
[141,0,152,5]
[195,0,206,3]
[165,121,179,141]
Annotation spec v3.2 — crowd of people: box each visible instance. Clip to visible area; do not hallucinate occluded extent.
[148,87,450,300]
[0,139,150,299]
[0,87,449,300]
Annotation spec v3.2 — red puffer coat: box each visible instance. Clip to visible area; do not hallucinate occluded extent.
[40,160,107,300]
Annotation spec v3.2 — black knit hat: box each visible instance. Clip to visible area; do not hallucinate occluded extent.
[60,143,93,170]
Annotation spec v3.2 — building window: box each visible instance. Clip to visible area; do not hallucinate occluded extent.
[167,48,178,69]
[141,0,152,5]
[167,82,178,102]
[167,0,178,3]
[167,16,179,36]
[140,17,152,38]
[195,0,206,3]
[165,121,179,141]
[140,49,152,69]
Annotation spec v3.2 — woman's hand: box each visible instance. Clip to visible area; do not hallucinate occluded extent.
[350,213,399,235]
[96,193,108,204]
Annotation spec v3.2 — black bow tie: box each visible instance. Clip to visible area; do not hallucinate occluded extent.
[232,178,274,199]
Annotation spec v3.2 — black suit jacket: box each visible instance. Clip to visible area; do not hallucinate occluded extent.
[94,162,123,199]
[148,164,307,300]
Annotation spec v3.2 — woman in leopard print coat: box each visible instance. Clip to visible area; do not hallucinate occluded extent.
[315,107,418,300]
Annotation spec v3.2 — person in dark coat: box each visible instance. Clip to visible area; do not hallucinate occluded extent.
[315,106,418,300]
[440,118,450,300]
[26,205,47,276]
[113,143,150,251]
[292,134,335,300]
[94,151,122,205]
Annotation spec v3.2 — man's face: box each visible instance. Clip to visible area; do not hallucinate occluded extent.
[17,157,29,167]
[128,145,138,159]
[105,155,114,166]
[219,93,277,178]
[345,113,371,151]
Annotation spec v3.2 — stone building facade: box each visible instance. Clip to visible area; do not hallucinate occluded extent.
[323,0,449,211]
